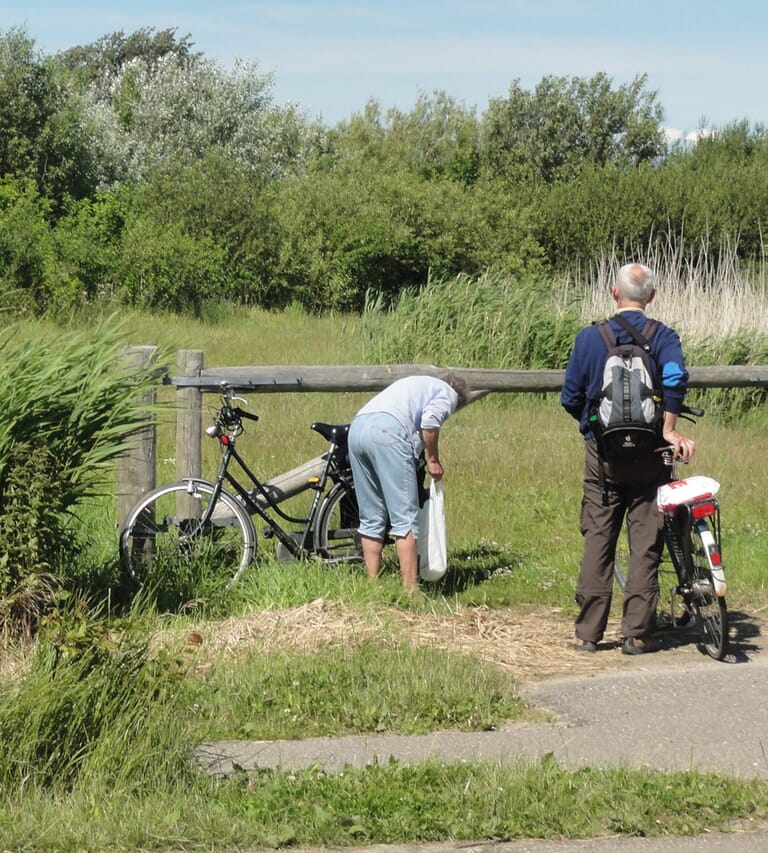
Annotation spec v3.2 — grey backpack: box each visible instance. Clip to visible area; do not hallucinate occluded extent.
[589,314,664,461]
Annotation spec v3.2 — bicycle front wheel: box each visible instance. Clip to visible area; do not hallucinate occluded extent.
[684,518,728,660]
[119,479,257,587]
[314,481,363,564]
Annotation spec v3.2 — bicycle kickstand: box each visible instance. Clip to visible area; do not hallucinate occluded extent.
[668,584,693,630]
[669,586,681,628]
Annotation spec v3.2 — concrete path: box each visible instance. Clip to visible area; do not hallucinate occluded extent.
[197,609,768,850]
[198,610,768,779]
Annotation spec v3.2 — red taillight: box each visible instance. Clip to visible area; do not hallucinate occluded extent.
[691,501,716,519]
[709,548,722,566]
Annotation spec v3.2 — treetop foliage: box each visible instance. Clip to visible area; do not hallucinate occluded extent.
[56,26,199,83]
[481,72,666,181]
[0,24,767,317]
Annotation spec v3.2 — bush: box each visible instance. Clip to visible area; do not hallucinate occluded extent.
[273,165,532,312]
[0,321,160,630]
[0,177,57,311]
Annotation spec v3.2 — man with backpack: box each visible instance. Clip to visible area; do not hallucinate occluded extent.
[560,262,696,655]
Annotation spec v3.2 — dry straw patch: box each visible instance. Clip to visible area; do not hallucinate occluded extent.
[174,598,665,682]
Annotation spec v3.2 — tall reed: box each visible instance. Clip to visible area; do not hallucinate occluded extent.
[561,235,768,341]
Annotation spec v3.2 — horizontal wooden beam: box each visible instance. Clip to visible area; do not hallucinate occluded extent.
[163,363,768,394]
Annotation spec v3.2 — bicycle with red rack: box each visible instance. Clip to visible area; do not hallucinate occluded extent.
[119,383,362,588]
[614,404,729,660]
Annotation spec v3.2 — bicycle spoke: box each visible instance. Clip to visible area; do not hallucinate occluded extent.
[314,482,363,564]
[120,481,256,587]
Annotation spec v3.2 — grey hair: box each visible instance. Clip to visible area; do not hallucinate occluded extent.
[443,371,470,409]
[615,262,654,303]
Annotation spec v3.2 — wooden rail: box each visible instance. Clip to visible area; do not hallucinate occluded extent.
[163,362,768,393]
[116,347,768,521]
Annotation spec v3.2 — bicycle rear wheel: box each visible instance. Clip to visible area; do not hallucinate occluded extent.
[314,481,363,564]
[684,517,728,660]
[119,479,257,587]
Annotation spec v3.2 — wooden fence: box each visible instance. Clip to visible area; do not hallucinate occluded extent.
[116,346,768,522]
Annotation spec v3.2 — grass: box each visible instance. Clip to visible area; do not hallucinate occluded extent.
[2,759,768,850]
[184,636,532,740]
[2,285,768,850]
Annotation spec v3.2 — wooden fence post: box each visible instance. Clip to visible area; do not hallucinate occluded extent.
[176,349,204,480]
[116,345,158,524]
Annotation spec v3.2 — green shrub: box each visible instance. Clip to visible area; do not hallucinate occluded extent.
[0,321,160,628]
[116,216,228,314]
[0,177,57,311]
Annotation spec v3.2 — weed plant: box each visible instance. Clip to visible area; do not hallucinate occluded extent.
[0,320,160,629]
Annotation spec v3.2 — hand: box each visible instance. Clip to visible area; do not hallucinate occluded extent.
[427,458,444,481]
[663,429,696,462]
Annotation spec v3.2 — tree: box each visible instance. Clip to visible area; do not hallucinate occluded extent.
[68,37,313,184]
[55,26,198,85]
[480,72,666,182]
[383,91,480,183]
[0,27,99,204]
[319,93,480,184]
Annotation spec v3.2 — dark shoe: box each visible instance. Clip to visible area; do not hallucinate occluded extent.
[622,636,661,656]
[574,639,598,653]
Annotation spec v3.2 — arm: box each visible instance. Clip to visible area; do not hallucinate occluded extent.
[656,326,695,461]
[560,328,595,433]
[662,412,696,462]
[422,427,443,480]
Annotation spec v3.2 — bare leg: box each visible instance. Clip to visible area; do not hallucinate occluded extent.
[360,535,385,581]
[395,531,418,594]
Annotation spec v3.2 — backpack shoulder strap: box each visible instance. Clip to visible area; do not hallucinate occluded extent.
[593,319,616,349]
[611,312,652,351]
[641,318,660,342]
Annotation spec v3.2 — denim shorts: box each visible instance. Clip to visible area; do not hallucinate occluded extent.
[348,412,420,540]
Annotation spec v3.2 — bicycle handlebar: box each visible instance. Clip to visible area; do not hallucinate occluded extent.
[680,403,705,418]
[234,407,259,422]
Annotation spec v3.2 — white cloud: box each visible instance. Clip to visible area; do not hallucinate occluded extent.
[663,127,713,145]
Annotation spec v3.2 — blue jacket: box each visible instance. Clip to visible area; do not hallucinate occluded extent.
[560,309,689,437]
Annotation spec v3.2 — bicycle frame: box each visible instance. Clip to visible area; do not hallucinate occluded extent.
[611,404,729,659]
[658,462,726,592]
[655,451,728,658]
[200,407,352,561]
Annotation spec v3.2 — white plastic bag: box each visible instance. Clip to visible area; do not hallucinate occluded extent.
[417,479,448,581]
[657,475,720,512]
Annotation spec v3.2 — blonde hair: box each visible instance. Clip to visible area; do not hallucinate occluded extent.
[616,263,654,303]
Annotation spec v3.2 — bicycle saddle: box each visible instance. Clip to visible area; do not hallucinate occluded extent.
[311,422,351,443]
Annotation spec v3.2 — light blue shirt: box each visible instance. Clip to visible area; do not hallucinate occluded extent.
[356,375,458,457]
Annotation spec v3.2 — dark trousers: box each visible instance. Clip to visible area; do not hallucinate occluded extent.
[575,438,668,643]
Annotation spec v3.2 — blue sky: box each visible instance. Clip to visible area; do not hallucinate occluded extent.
[8,1,768,138]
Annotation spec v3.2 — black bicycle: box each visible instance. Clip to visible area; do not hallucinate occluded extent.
[119,384,362,586]
[614,404,729,660]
